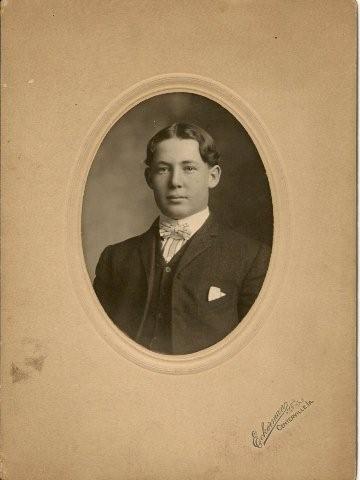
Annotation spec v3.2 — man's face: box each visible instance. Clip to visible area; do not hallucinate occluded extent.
[145,138,221,220]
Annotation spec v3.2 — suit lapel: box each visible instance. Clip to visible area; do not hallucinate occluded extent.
[134,220,158,342]
[139,219,158,280]
[175,215,219,275]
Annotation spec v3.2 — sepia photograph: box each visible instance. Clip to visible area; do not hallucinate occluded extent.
[82,93,273,354]
[3,2,356,478]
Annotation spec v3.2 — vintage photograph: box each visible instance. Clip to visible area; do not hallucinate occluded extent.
[5,3,356,478]
[82,93,273,354]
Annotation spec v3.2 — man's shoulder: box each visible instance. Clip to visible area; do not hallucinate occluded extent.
[98,222,156,260]
[108,233,145,250]
[215,221,272,262]
[216,222,261,246]
[102,230,150,254]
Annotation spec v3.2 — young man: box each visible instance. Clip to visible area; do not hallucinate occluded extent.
[93,123,271,355]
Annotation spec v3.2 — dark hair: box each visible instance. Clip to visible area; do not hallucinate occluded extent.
[145,122,221,167]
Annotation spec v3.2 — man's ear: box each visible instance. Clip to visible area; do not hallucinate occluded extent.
[208,165,221,189]
[144,167,153,189]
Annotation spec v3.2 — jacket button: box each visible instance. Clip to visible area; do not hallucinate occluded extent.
[165,266,171,273]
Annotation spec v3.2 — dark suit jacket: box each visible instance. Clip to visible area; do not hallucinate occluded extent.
[93,215,271,354]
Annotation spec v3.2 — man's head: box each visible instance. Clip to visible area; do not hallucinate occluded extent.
[145,123,221,220]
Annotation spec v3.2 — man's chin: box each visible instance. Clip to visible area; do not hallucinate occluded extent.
[161,206,191,220]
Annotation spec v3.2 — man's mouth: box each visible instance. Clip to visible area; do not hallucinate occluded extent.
[167,195,187,200]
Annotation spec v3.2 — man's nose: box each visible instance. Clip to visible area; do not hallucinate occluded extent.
[169,168,183,188]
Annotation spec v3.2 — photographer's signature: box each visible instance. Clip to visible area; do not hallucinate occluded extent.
[251,398,314,448]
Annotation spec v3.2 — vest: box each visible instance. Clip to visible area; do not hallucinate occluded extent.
[136,238,189,354]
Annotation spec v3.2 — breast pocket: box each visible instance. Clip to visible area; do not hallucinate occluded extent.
[204,292,234,311]
[197,287,237,320]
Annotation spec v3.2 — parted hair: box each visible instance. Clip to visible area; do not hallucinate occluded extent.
[145,123,221,167]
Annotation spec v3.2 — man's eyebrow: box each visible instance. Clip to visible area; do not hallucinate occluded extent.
[154,160,199,165]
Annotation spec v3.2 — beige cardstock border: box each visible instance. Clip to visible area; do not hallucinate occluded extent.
[66,73,292,374]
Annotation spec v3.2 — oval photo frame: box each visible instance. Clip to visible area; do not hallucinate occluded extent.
[67,74,291,374]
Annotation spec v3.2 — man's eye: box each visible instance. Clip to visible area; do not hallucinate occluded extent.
[184,166,196,172]
[157,166,169,173]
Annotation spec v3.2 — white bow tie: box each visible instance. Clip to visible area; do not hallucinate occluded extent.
[159,222,191,241]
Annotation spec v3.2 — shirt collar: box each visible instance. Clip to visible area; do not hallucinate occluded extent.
[159,207,210,238]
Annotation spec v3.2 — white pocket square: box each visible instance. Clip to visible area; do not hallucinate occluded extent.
[208,286,226,302]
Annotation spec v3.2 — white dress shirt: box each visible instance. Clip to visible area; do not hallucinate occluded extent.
[159,207,210,262]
